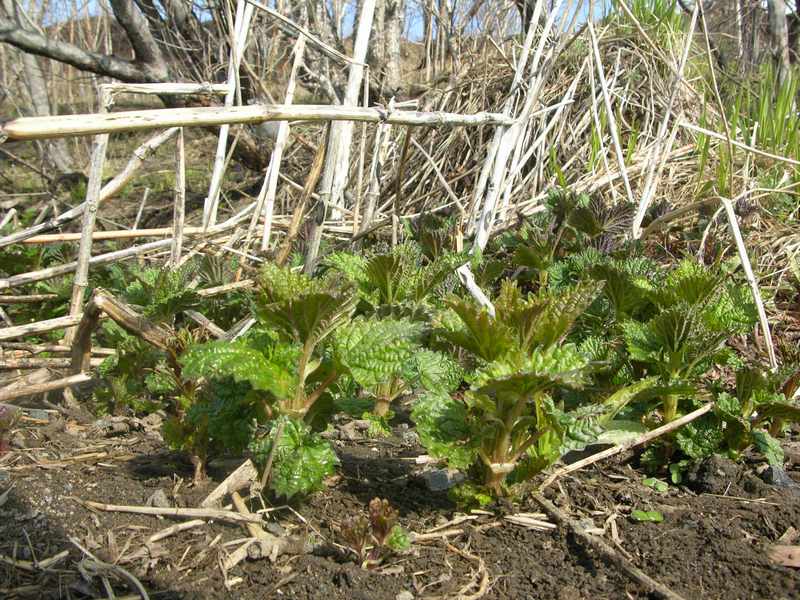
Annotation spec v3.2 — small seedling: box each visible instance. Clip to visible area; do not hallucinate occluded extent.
[631,510,664,523]
[340,497,410,568]
[642,477,668,493]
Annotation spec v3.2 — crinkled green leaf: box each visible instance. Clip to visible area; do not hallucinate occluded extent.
[181,341,294,398]
[335,317,424,389]
[415,350,463,393]
[752,429,785,467]
[439,299,515,362]
[250,417,338,498]
[411,392,477,470]
[675,415,724,459]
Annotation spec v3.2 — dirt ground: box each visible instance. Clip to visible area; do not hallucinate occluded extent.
[1,412,799,600]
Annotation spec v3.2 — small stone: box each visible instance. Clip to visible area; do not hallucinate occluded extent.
[10,432,26,449]
[145,489,171,508]
[401,430,420,447]
[339,420,370,441]
[761,466,800,493]
[420,468,465,492]
[396,592,414,600]
[265,522,285,536]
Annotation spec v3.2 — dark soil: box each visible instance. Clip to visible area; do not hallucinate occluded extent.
[2,414,799,600]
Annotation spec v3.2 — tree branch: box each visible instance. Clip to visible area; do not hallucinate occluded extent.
[0,17,167,82]
[109,0,168,78]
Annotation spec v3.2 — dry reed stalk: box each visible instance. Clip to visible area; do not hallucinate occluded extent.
[633,3,699,238]
[0,372,92,403]
[170,128,186,266]
[64,88,111,345]
[204,0,254,228]
[305,0,376,272]
[721,198,778,370]
[0,105,515,142]
[0,315,83,342]
[250,35,305,252]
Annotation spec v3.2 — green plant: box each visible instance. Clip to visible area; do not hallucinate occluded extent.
[250,416,338,499]
[325,242,461,317]
[713,368,800,465]
[621,259,757,423]
[415,280,652,495]
[340,498,410,568]
[182,264,438,494]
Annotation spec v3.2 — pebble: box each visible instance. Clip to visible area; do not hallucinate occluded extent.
[145,489,171,508]
[396,592,414,600]
[420,468,465,492]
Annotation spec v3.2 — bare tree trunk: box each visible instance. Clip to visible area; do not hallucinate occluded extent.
[0,0,75,175]
[385,0,404,93]
[369,0,404,97]
[767,0,791,82]
[788,0,800,63]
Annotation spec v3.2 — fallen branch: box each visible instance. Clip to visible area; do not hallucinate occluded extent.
[71,289,172,373]
[200,459,259,508]
[147,519,206,543]
[81,499,264,525]
[540,403,715,490]
[0,373,92,403]
[1,104,516,142]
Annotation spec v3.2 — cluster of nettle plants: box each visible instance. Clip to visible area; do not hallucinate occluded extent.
[94,190,800,501]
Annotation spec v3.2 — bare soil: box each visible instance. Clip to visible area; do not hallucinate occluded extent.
[1,413,799,600]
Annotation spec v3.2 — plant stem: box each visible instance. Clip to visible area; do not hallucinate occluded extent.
[373,397,391,417]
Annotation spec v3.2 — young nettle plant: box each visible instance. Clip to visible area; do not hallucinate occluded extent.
[91,264,220,481]
[326,242,462,317]
[495,189,633,291]
[713,368,800,467]
[182,264,430,497]
[340,497,410,569]
[414,280,652,495]
[620,259,757,424]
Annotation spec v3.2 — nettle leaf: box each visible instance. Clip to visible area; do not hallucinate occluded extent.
[411,253,462,304]
[250,417,338,499]
[533,281,604,349]
[589,262,649,318]
[650,259,723,309]
[121,264,201,323]
[415,350,463,393]
[558,403,606,451]
[259,263,319,302]
[601,377,663,421]
[411,392,477,470]
[144,363,176,395]
[714,391,745,422]
[706,283,757,334]
[181,341,294,398]
[335,317,424,388]
[675,415,724,459]
[258,291,357,347]
[324,252,369,285]
[757,402,800,423]
[752,429,785,467]
[196,380,265,454]
[474,346,589,395]
[440,299,515,362]
[365,254,405,305]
